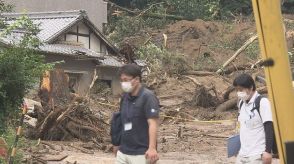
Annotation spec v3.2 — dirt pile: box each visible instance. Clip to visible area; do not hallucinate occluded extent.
[122,19,257,72]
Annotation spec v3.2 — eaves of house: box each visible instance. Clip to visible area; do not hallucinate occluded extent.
[0,10,123,67]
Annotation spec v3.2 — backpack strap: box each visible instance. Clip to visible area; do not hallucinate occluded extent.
[237,100,244,121]
[238,95,264,119]
[238,100,244,110]
[251,95,264,119]
[119,93,127,111]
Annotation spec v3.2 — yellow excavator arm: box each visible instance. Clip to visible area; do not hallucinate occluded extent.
[251,0,294,163]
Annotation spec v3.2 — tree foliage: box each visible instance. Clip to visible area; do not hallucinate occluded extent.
[0,10,52,132]
[109,0,253,20]
[106,0,254,44]
[136,43,189,75]
[0,0,13,13]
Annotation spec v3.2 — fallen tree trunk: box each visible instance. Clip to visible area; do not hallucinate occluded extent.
[216,34,258,74]
[185,64,250,76]
[222,64,251,75]
[215,97,238,112]
[216,87,268,112]
[184,75,202,86]
[184,71,216,76]
[257,86,268,94]
[222,86,235,101]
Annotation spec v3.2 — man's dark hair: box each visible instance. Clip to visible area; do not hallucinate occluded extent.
[233,73,256,91]
[119,64,142,81]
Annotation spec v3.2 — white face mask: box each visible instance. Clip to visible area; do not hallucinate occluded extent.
[237,91,249,101]
[121,82,134,93]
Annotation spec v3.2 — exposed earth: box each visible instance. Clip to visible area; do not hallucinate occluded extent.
[19,16,293,163]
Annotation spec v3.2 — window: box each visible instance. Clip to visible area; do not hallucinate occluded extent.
[67,73,81,93]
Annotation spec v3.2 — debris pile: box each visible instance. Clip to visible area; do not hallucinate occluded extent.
[25,70,110,148]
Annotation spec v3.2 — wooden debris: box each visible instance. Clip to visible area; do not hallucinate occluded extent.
[257,86,268,94]
[216,34,258,74]
[69,144,94,154]
[221,64,251,75]
[41,141,60,151]
[40,154,68,161]
[191,85,220,108]
[184,71,215,76]
[215,86,268,112]
[31,155,47,164]
[30,70,110,147]
[222,86,235,101]
[184,75,202,86]
[215,97,238,112]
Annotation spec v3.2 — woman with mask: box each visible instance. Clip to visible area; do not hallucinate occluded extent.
[233,73,274,164]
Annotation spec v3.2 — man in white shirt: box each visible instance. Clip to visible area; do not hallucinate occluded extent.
[233,74,274,164]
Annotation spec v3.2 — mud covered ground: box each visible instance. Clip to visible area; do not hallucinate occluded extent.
[20,15,294,163]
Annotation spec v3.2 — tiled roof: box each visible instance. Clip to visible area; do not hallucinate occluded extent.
[0,10,123,67]
[39,44,123,66]
[100,56,123,67]
[1,10,82,43]
[39,44,104,58]
[0,10,120,54]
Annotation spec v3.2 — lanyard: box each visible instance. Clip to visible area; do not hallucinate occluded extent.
[126,98,131,121]
[125,96,135,122]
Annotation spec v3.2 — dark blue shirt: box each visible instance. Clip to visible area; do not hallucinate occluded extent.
[119,87,160,155]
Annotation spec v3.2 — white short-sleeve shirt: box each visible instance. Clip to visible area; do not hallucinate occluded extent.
[238,91,273,157]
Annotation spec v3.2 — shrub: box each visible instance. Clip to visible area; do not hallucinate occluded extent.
[0,16,53,133]
[136,43,189,75]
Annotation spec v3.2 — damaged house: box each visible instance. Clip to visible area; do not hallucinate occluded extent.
[0,10,124,95]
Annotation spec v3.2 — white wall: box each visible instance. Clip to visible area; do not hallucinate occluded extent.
[90,33,101,52]
[45,54,96,96]
[55,22,103,52]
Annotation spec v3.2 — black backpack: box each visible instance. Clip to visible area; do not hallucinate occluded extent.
[239,95,278,157]
[110,95,126,146]
[110,111,122,146]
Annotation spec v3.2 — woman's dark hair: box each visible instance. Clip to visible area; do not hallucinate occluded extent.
[119,64,142,81]
[233,73,256,91]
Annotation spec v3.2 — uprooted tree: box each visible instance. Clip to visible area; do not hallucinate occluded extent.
[26,70,110,148]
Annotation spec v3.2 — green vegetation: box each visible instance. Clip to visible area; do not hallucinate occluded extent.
[193,53,219,71]
[289,52,294,64]
[0,127,25,163]
[0,2,52,162]
[107,0,254,44]
[0,126,38,163]
[136,43,189,75]
[106,4,172,44]
[0,2,52,134]
[245,40,260,60]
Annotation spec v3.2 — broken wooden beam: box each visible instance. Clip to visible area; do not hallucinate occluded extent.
[216,34,258,74]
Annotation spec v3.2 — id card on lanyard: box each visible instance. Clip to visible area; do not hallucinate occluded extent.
[124,98,133,131]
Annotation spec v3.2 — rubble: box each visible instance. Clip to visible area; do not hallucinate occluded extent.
[25,70,110,148]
